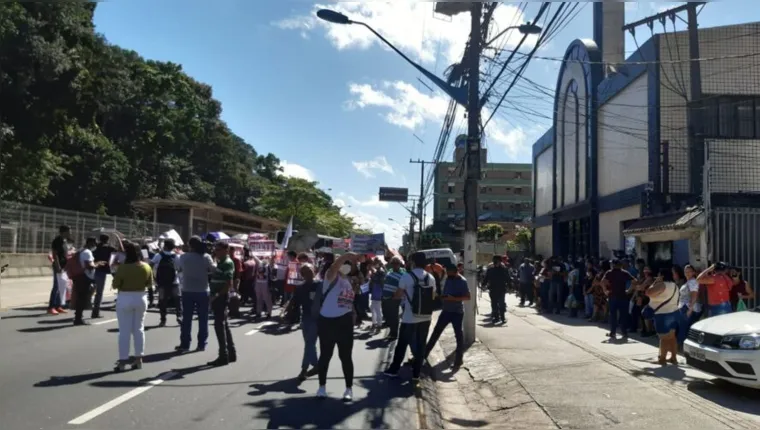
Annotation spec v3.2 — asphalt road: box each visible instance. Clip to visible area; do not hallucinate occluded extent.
[0,302,421,430]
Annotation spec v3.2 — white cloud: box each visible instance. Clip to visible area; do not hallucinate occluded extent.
[274,2,538,65]
[280,160,314,181]
[339,192,390,209]
[345,80,532,158]
[352,156,395,178]
[333,198,347,208]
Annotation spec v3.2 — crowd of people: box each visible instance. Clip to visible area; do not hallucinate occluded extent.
[502,255,755,364]
[43,225,473,401]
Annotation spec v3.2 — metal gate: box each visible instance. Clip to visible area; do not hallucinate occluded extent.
[711,207,760,308]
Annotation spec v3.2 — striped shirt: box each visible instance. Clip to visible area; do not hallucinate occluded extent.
[383,269,406,299]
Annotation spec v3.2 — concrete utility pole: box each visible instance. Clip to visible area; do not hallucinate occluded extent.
[409,159,436,247]
[462,2,483,347]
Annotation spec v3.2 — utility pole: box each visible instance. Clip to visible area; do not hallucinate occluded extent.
[462,2,483,347]
[409,159,436,247]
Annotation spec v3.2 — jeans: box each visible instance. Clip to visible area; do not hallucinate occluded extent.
[157,284,182,323]
[708,301,732,317]
[115,291,147,361]
[301,318,318,370]
[425,311,464,363]
[72,275,92,323]
[584,294,594,317]
[92,271,108,317]
[489,290,506,321]
[317,313,354,387]
[549,282,563,313]
[382,299,401,338]
[678,305,703,344]
[388,321,432,379]
[371,300,383,326]
[539,281,551,311]
[519,282,534,304]
[255,282,273,315]
[180,291,210,349]
[629,303,642,332]
[211,293,236,360]
[49,271,68,309]
[608,298,630,336]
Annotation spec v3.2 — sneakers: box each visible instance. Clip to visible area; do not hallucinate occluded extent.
[342,388,353,402]
[316,385,327,398]
[174,345,190,353]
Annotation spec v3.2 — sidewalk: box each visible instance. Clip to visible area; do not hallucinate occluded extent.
[0,275,115,310]
[423,293,760,429]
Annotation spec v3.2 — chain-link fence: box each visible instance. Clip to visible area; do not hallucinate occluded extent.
[0,201,176,254]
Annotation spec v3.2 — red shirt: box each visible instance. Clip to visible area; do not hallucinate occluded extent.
[707,273,732,306]
[231,256,243,281]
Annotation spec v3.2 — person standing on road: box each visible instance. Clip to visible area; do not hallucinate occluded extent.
[151,239,181,327]
[382,256,405,340]
[384,252,436,383]
[646,268,681,365]
[48,225,71,315]
[72,237,99,326]
[175,236,215,353]
[369,258,386,331]
[112,241,152,372]
[483,255,509,324]
[696,262,733,317]
[677,264,702,345]
[518,258,534,307]
[424,263,470,368]
[208,241,237,366]
[314,252,358,401]
[602,259,638,341]
[91,234,116,319]
[293,263,320,381]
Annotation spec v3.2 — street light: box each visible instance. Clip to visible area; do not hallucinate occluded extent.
[484,22,543,47]
[316,8,468,106]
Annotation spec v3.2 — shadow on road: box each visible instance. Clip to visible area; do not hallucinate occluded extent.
[36,317,75,324]
[687,379,760,417]
[248,378,306,396]
[143,350,182,363]
[18,324,73,333]
[34,370,114,387]
[244,376,413,429]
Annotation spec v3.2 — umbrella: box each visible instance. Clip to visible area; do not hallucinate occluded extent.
[91,228,125,252]
[231,233,248,242]
[205,232,230,242]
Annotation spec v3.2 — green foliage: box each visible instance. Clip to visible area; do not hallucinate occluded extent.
[510,225,532,251]
[477,223,504,242]
[0,3,361,235]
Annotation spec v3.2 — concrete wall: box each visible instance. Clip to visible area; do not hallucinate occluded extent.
[598,205,641,258]
[534,226,553,257]
[0,254,52,278]
[598,74,649,197]
[659,23,760,194]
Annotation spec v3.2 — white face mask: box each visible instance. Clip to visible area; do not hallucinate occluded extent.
[339,264,352,275]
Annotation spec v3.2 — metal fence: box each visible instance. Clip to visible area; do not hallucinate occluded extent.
[711,207,760,308]
[0,201,176,254]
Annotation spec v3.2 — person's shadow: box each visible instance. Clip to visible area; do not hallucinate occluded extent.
[248,378,306,396]
[35,370,114,387]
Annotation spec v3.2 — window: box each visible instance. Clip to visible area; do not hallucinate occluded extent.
[515,187,523,195]
[480,187,487,193]
[488,187,492,191]
[447,185,454,193]
[447,201,455,210]
[482,203,490,210]
[703,95,760,139]
[514,172,522,179]
[505,187,512,193]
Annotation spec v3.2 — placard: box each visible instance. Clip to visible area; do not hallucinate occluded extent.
[249,240,276,257]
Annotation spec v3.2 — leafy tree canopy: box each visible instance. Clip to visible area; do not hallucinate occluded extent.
[0,3,365,238]
[477,223,504,242]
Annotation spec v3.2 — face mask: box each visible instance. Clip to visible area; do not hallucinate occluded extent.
[339,264,352,275]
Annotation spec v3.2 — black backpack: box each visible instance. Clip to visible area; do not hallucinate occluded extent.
[155,254,177,287]
[405,272,436,317]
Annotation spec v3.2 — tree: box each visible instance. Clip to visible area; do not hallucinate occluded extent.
[511,225,532,251]
[478,223,504,242]
[0,3,368,235]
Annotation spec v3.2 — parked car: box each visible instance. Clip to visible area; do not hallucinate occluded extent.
[683,310,760,389]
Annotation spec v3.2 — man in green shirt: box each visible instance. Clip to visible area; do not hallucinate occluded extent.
[209,241,237,366]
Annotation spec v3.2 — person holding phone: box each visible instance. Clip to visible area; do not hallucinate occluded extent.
[423,263,470,368]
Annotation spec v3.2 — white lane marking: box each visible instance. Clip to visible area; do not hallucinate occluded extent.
[244,321,277,336]
[68,371,177,425]
[92,318,118,325]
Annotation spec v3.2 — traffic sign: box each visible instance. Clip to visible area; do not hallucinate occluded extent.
[379,187,409,203]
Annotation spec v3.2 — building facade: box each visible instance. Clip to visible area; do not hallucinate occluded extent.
[433,139,532,240]
[532,3,760,281]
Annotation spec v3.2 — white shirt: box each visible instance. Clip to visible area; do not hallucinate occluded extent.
[400,268,434,324]
[320,276,355,318]
[151,251,180,285]
[650,281,680,315]
[678,278,702,313]
[79,248,95,280]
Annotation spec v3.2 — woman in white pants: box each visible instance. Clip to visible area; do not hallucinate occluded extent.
[112,242,153,372]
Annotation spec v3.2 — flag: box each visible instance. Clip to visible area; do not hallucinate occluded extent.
[281,216,293,250]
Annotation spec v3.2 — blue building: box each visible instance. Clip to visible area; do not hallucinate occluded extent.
[531,3,760,277]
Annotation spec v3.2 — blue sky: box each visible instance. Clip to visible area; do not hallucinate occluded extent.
[93,1,756,247]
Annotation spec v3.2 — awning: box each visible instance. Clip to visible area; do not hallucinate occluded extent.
[623,208,704,235]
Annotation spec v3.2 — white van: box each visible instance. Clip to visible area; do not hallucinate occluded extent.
[418,248,458,268]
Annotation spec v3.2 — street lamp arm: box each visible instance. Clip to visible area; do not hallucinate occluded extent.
[352,20,468,106]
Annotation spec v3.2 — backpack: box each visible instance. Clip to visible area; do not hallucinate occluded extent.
[65,251,84,279]
[155,254,177,287]
[405,272,436,317]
